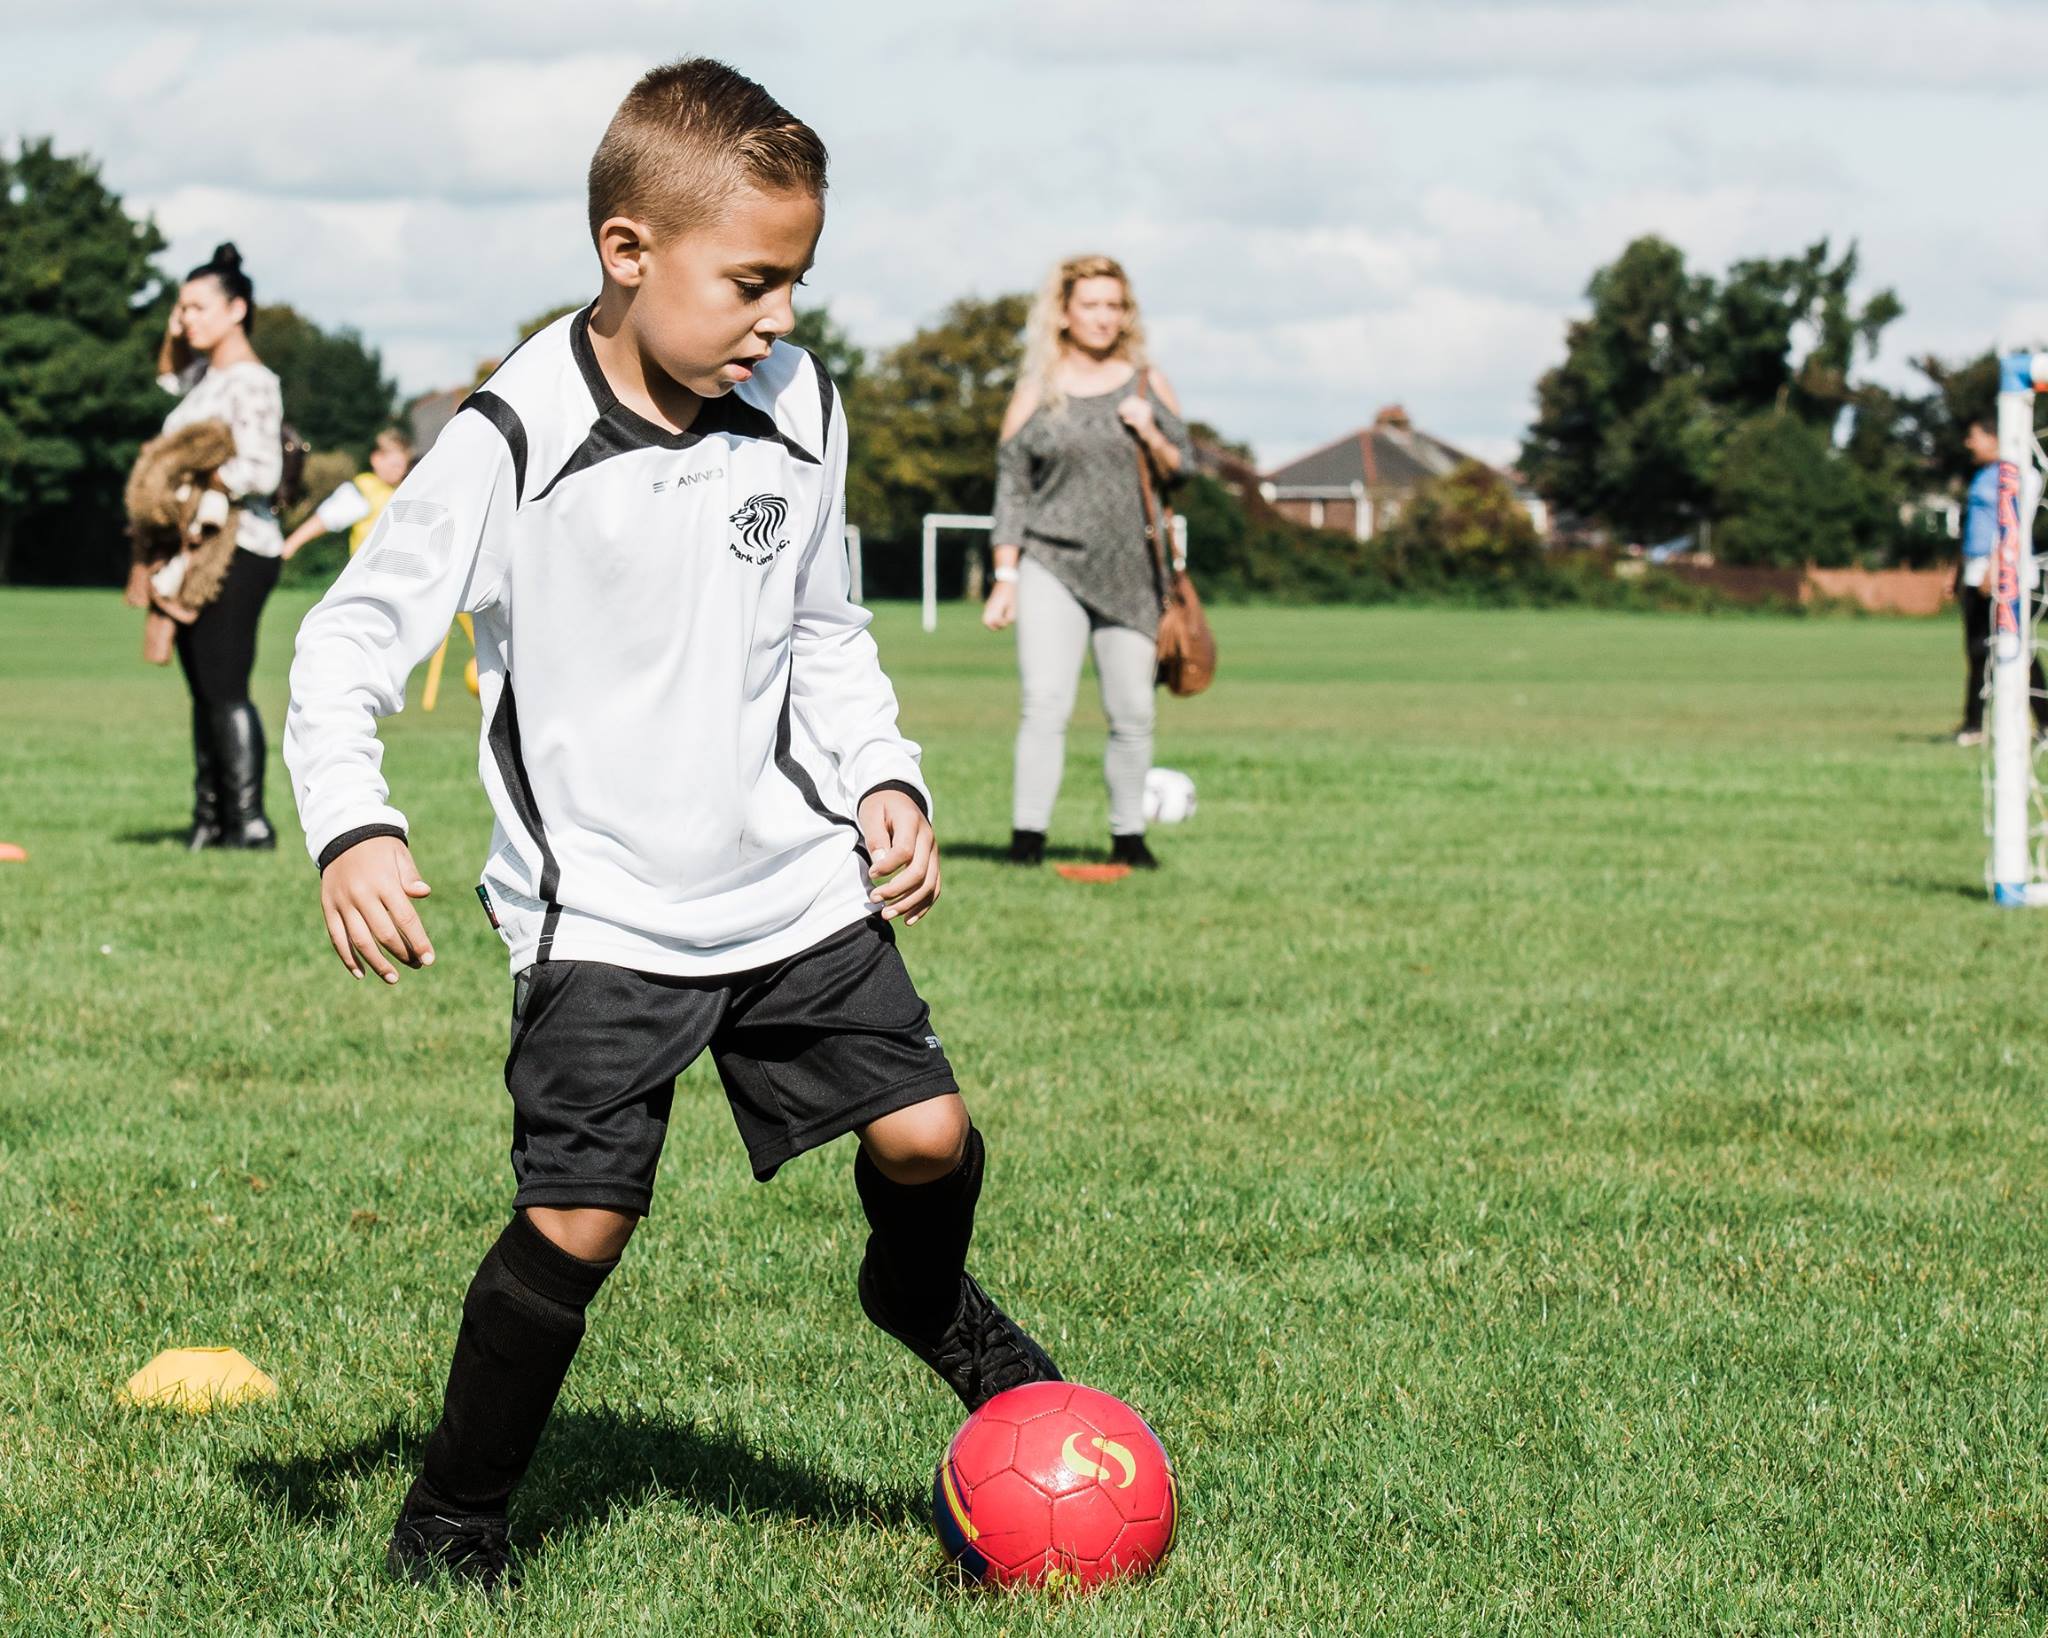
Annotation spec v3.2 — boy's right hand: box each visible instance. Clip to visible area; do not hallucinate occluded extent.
[320,835,435,983]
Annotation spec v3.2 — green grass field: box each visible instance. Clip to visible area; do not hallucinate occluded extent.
[3,589,2046,1635]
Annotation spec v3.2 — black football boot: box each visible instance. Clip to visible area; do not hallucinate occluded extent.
[860,1260,1063,1411]
[386,1483,511,1594]
[1007,828,1047,866]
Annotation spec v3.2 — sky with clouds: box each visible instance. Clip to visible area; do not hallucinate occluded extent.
[7,0,2046,468]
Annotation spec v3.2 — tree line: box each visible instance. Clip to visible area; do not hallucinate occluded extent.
[1521,235,2043,567]
[3,136,2037,596]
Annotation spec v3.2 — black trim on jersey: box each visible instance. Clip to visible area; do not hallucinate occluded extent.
[461,390,529,504]
[547,307,820,491]
[775,666,869,863]
[802,348,836,445]
[316,822,408,874]
[486,681,565,958]
[859,779,929,820]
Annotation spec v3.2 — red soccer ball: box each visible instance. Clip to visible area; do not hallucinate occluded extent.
[932,1381,1178,1588]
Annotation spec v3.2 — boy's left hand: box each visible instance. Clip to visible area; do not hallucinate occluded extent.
[860,788,940,926]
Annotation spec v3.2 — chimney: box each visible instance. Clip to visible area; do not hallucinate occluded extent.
[1373,403,1410,429]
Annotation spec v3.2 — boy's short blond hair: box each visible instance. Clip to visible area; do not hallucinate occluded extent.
[587,58,828,245]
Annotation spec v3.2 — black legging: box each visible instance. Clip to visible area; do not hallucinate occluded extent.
[1960,583,2048,734]
[174,547,280,845]
[175,547,280,709]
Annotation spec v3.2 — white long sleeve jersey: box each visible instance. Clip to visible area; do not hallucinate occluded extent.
[285,307,928,977]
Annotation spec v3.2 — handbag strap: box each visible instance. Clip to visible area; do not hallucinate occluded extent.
[1130,370,1177,593]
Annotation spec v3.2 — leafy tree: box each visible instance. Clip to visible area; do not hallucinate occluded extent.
[790,305,866,394]
[1377,462,1545,583]
[1522,234,1903,552]
[1522,236,1714,538]
[1713,412,1887,568]
[0,139,170,584]
[848,293,1030,568]
[1903,350,2048,489]
[251,304,401,460]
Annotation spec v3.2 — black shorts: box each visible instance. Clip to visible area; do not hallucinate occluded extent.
[503,917,957,1210]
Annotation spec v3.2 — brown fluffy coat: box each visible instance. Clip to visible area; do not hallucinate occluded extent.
[126,419,242,608]
[124,420,243,663]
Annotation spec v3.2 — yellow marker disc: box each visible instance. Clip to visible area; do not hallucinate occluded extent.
[120,1347,277,1413]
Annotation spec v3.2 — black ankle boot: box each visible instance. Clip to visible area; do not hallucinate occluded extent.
[1109,833,1158,870]
[211,701,277,850]
[186,702,223,851]
[1007,828,1046,866]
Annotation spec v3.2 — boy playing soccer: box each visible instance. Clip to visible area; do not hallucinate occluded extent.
[285,59,1060,1591]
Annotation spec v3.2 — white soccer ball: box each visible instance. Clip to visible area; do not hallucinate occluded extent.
[1143,767,1198,825]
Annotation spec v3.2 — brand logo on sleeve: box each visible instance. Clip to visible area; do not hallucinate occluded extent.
[728,493,791,565]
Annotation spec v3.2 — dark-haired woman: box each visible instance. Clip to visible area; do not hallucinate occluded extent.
[156,244,285,849]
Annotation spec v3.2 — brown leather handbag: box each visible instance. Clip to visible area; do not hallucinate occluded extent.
[1135,426,1216,697]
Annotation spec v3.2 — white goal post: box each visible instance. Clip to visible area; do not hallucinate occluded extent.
[1987,350,2048,906]
[918,512,1190,633]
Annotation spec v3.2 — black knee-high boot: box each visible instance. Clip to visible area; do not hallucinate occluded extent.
[409,1213,618,1519]
[211,700,276,850]
[186,701,222,851]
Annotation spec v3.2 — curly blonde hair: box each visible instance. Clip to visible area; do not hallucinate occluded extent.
[1021,253,1147,415]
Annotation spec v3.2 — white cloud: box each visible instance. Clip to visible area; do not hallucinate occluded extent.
[4,0,2038,471]
[991,0,2048,89]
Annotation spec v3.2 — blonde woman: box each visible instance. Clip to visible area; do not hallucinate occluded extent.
[986,254,1195,868]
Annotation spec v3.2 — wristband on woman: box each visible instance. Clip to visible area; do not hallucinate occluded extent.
[993,566,1019,584]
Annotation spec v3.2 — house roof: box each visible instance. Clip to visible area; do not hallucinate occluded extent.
[1265,410,1476,492]
[406,385,470,454]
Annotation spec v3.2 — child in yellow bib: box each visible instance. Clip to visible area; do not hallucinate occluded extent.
[283,428,412,559]
[282,430,477,701]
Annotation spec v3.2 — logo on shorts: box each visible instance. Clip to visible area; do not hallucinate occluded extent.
[924,1035,942,1050]
[728,493,791,565]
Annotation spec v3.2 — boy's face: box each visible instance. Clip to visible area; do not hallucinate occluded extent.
[615,184,823,397]
[369,445,410,486]
[1966,423,2000,466]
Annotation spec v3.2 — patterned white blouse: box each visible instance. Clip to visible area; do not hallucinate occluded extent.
[158,360,286,557]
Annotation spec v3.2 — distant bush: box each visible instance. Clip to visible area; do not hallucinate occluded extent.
[1178,466,1755,613]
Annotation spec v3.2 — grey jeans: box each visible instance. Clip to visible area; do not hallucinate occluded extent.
[1013,554,1156,835]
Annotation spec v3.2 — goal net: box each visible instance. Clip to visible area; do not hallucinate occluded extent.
[1984,351,2048,905]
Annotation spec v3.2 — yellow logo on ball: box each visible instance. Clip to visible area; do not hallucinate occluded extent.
[1061,1432,1137,1489]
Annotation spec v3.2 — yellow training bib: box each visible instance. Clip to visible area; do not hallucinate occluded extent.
[347,472,396,556]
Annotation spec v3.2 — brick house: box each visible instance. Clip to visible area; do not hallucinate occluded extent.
[1260,404,1546,539]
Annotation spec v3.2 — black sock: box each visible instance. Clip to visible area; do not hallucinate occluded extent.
[855,1125,984,1338]
[411,1212,617,1518]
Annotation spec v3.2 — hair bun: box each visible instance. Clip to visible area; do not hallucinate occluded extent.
[210,242,243,273]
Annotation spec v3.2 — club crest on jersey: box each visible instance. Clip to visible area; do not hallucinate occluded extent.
[728,493,792,565]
